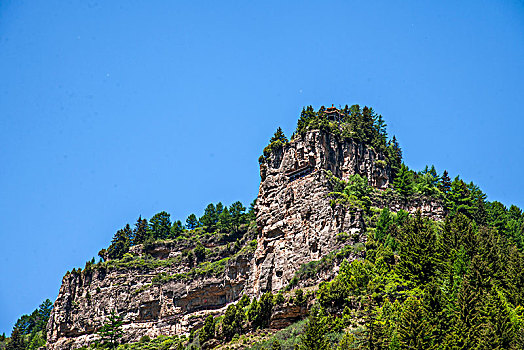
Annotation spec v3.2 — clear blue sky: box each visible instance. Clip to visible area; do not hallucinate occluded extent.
[1,1,523,335]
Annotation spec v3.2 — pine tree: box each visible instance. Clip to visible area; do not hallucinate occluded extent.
[221,304,242,341]
[375,207,392,242]
[107,224,132,260]
[480,287,516,349]
[229,201,246,232]
[185,214,199,230]
[445,277,482,349]
[217,207,232,232]
[297,307,329,350]
[396,211,438,286]
[149,211,171,239]
[169,220,183,238]
[387,136,402,179]
[199,315,215,345]
[97,310,123,350]
[438,170,451,195]
[393,163,414,197]
[200,203,218,232]
[193,241,206,262]
[422,284,448,346]
[270,127,288,144]
[397,297,434,349]
[133,216,148,245]
[6,328,25,350]
[447,177,473,217]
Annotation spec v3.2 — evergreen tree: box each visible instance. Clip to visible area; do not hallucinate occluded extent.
[393,163,414,196]
[396,211,437,286]
[487,201,508,237]
[387,136,402,179]
[217,207,232,232]
[6,328,25,350]
[270,339,281,350]
[185,214,199,230]
[422,284,448,346]
[97,310,123,350]
[133,216,148,245]
[107,224,132,260]
[375,208,392,242]
[373,114,388,152]
[149,211,171,239]
[297,307,329,350]
[37,299,53,338]
[438,170,452,195]
[199,315,215,345]
[246,199,257,222]
[397,297,434,349]
[445,277,483,349]
[447,177,473,217]
[270,127,288,144]
[221,304,242,341]
[247,297,259,329]
[193,241,206,262]
[229,201,246,232]
[480,287,516,349]
[200,203,218,232]
[169,220,183,238]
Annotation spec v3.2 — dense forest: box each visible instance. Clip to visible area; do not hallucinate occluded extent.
[3,105,524,350]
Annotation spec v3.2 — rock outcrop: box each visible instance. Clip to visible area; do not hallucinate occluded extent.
[46,129,445,350]
[46,244,253,350]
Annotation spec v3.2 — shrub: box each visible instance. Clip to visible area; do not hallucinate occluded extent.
[139,335,150,343]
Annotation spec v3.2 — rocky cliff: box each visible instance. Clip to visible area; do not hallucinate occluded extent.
[46,129,445,350]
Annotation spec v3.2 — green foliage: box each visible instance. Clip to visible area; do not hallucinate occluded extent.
[396,211,438,287]
[148,211,171,240]
[247,292,274,330]
[229,201,247,232]
[8,298,52,350]
[193,241,206,262]
[387,136,402,179]
[274,291,285,305]
[414,165,441,197]
[393,163,414,196]
[5,329,24,350]
[329,173,372,211]
[397,296,434,349]
[295,105,395,164]
[296,307,329,350]
[199,315,215,345]
[294,289,306,306]
[199,203,220,232]
[270,127,288,144]
[185,213,199,230]
[221,303,244,341]
[375,207,392,242]
[133,216,148,245]
[97,310,123,350]
[169,220,183,238]
[107,224,132,260]
[259,127,290,162]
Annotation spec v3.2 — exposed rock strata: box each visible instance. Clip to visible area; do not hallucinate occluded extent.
[46,247,252,350]
[253,130,444,294]
[47,129,445,350]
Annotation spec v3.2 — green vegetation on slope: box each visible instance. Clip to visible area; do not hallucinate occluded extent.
[6,105,524,350]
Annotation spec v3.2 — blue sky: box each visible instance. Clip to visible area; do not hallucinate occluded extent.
[1,1,523,335]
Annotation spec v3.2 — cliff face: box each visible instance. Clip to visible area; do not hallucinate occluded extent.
[46,244,253,350]
[46,129,445,350]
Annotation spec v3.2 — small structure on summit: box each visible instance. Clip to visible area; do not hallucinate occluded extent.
[325,104,341,121]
